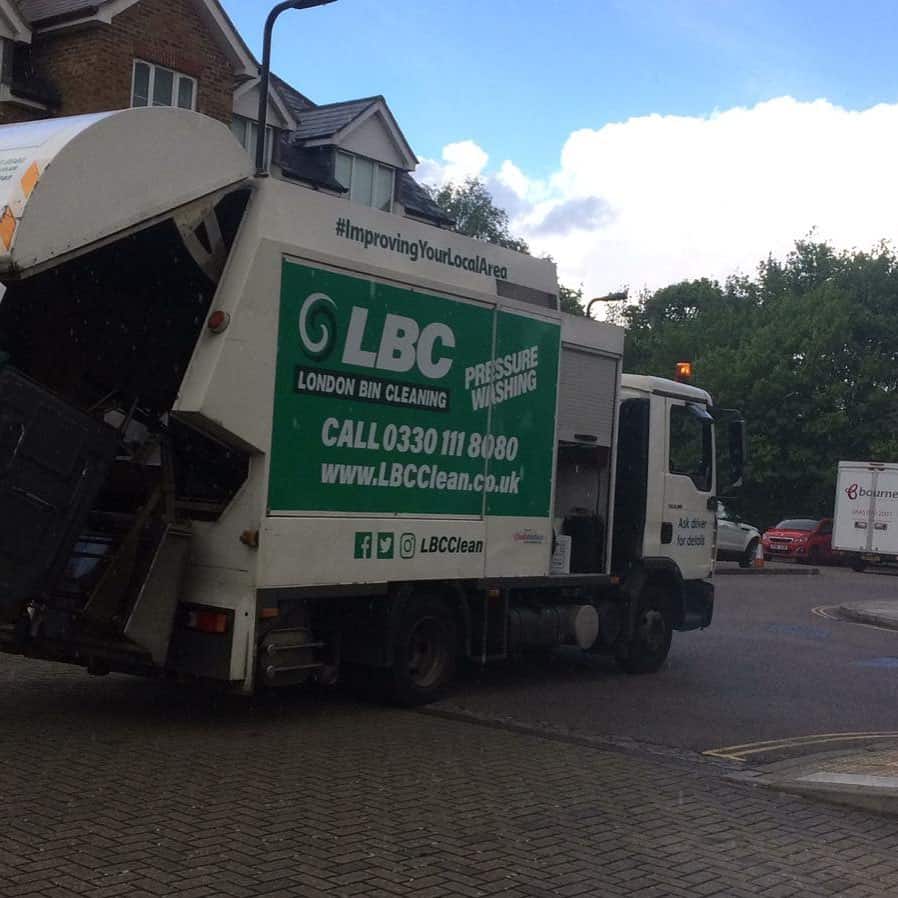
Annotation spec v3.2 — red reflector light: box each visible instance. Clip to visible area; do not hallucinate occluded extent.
[186,610,229,634]
[207,310,230,334]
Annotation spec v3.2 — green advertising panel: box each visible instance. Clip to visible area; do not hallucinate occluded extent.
[268,260,560,516]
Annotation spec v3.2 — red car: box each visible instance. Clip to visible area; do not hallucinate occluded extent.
[762,518,838,564]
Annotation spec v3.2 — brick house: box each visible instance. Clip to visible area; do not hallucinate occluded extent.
[0,0,255,124]
[0,0,449,224]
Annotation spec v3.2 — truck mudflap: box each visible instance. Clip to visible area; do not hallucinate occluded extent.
[680,579,714,631]
[0,366,118,623]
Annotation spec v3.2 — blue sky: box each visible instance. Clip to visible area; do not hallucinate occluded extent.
[222,1,898,298]
[224,0,898,176]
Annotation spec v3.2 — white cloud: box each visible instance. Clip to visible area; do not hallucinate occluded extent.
[419,97,898,301]
[416,139,488,188]
[496,160,529,199]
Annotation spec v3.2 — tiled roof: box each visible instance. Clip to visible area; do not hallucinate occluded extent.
[276,141,346,194]
[271,74,315,120]
[293,97,380,140]
[17,0,100,23]
[396,173,454,227]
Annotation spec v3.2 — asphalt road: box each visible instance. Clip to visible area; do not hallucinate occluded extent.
[434,565,898,755]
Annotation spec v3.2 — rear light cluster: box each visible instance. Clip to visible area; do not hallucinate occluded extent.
[185,609,230,634]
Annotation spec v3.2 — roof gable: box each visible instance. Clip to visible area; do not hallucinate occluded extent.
[0,0,31,40]
[233,76,296,130]
[16,0,97,23]
[17,0,256,78]
[339,112,412,172]
[292,97,376,140]
[298,96,417,171]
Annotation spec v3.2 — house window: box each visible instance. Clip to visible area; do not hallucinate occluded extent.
[334,150,394,211]
[132,60,196,110]
[230,115,275,168]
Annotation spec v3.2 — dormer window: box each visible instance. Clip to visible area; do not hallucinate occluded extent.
[334,150,394,212]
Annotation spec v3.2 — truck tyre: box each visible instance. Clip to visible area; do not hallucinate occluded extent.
[851,559,866,572]
[740,538,759,568]
[389,597,457,706]
[618,587,672,674]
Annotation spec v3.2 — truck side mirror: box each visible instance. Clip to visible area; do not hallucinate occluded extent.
[727,418,745,490]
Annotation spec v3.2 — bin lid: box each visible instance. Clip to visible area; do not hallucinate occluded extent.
[0,107,252,275]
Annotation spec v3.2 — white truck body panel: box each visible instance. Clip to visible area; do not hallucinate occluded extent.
[172,174,625,591]
[833,461,898,555]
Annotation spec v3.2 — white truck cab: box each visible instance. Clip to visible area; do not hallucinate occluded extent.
[613,375,718,635]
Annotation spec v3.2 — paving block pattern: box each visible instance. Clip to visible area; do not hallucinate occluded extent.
[1,656,898,896]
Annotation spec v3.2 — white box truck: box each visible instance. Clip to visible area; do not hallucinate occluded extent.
[0,109,743,703]
[833,461,898,570]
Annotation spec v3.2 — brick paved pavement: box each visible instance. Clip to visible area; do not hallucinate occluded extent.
[2,656,898,897]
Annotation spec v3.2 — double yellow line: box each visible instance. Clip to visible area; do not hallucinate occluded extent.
[704,731,898,762]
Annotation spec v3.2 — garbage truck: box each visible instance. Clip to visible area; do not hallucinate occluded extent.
[0,108,743,703]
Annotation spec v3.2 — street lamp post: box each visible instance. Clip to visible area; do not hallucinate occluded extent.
[586,289,628,319]
[255,0,337,177]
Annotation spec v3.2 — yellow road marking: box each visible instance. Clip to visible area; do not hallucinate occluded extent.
[812,604,898,632]
[704,731,898,762]
[811,605,839,620]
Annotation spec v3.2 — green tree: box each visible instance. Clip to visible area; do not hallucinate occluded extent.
[426,178,529,253]
[620,240,898,529]
[427,178,585,313]
[559,283,585,316]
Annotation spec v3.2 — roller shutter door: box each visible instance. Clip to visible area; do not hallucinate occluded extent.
[557,347,619,446]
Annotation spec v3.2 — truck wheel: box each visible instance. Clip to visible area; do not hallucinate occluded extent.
[851,559,866,572]
[390,597,457,706]
[739,539,759,568]
[618,588,672,674]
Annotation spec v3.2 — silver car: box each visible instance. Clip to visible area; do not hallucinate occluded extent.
[717,504,761,567]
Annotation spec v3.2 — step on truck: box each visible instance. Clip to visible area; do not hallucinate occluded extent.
[0,109,745,703]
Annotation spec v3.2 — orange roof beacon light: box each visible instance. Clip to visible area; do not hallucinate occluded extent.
[675,361,693,382]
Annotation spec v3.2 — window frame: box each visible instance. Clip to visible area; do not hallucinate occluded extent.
[230,115,275,168]
[668,402,713,493]
[131,59,197,111]
[334,149,395,212]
